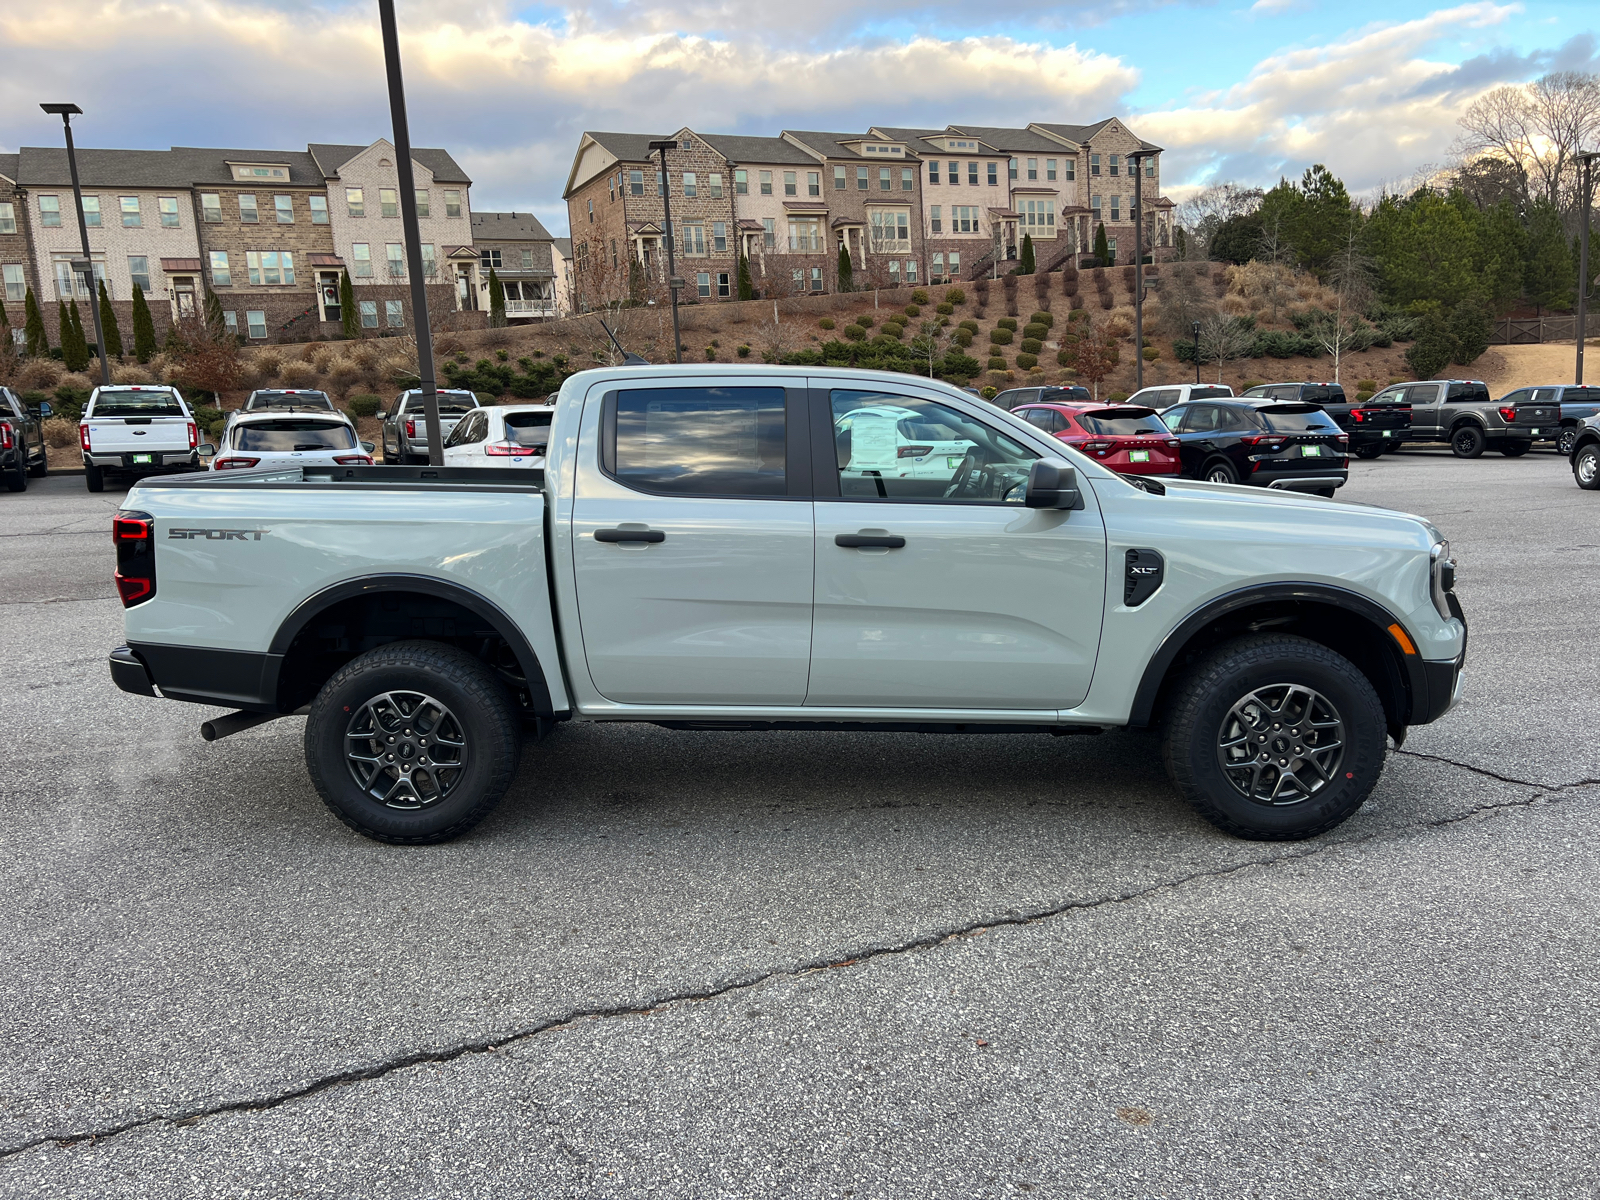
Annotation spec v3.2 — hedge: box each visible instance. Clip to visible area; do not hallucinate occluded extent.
[989,327,1014,346]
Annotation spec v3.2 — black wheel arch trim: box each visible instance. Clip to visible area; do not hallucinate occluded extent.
[1127,582,1429,730]
[268,573,557,716]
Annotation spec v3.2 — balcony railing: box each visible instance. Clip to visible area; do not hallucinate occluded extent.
[504,299,557,318]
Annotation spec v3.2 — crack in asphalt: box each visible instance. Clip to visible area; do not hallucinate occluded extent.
[3,750,1593,1164]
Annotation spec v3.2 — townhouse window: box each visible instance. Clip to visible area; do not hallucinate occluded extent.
[792,268,804,290]
[386,243,405,277]
[835,166,846,190]
[713,220,727,253]
[1145,158,1156,178]
[887,260,899,283]
[1028,158,1038,181]
[222,311,237,335]
[735,169,748,195]
[240,194,260,223]
[948,250,960,275]
[969,162,980,186]
[760,170,773,196]
[609,238,618,268]
[209,251,231,286]
[762,218,775,250]
[1064,159,1076,181]
[905,259,917,283]
[1110,154,1120,176]
[1021,199,1055,230]
[358,301,377,329]
[1090,154,1101,176]
[345,187,363,217]
[696,271,711,298]
[0,204,14,235]
[987,162,997,186]
[1090,196,1102,223]
[857,167,868,190]
[39,196,61,227]
[81,196,102,227]
[420,243,436,278]
[928,161,940,185]
[2,264,24,302]
[1111,196,1120,222]
[352,243,373,277]
[480,248,503,268]
[1108,237,1117,261]
[415,189,430,216]
[608,176,615,202]
[784,171,796,196]
[931,251,943,280]
[520,248,533,270]
[681,222,706,256]
[1046,159,1057,181]
[952,206,980,234]
[377,188,397,217]
[386,300,404,328]
[869,209,909,248]
[52,256,103,299]
[656,172,665,196]
[246,250,295,285]
[587,199,594,223]
[444,190,462,217]
[267,194,291,225]
[125,256,150,293]
[683,173,697,197]
[879,168,891,191]
[717,271,731,297]
[631,170,645,196]
[709,173,723,198]
[120,196,141,227]
[247,310,268,339]
[930,205,942,233]
[788,218,821,252]
[809,266,822,292]
[901,167,913,191]
[309,195,329,224]
[799,171,815,197]
[199,193,223,222]
[681,138,692,151]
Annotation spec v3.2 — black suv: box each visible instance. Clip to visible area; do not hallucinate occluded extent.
[1160,397,1350,495]
[1240,381,1410,459]
[991,385,1091,410]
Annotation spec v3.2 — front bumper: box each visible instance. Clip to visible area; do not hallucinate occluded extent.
[1413,592,1467,725]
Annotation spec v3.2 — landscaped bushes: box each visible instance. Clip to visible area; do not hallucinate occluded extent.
[987,356,1007,371]
[347,393,382,418]
[997,317,1018,332]
[1029,311,1054,329]
[843,323,867,342]
[1015,353,1038,369]
[1022,324,1048,343]
[989,327,1014,346]
[1020,338,1043,355]
[946,287,966,305]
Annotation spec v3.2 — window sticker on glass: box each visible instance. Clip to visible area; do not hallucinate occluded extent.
[829,390,1036,502]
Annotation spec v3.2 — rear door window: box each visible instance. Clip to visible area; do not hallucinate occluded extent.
[1259,404,1340,433]
[604,386,787,497]
[1179,405,1220,433]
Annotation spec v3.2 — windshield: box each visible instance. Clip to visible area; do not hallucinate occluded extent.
[1075,408,1166,437]
[406,392,477,415]
[1259,404,1340,433]
[235,420,357,452]
[1190,387,1233,401]
[504,412,553,446]
[248,391,333,410]
[91,390,184,417]
[1039,387,1091,404]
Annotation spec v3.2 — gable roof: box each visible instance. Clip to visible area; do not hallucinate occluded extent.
[578,132,673,165]
[696,133,817,166]
[0,153,17,185]
[780,130,876,161]
[948,125,1065,154]
[471,211,554,241]
[308,142,471,183]
[1032,120,1162,153]
[168,146,324,186]
[15,146,195,188]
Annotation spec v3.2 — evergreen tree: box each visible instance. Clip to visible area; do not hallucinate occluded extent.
[836,245,853,292]
[1404,308,1456,379]
[24,287,48,356]
[204,289,226,341]
[1480,198,1528,311]
[1524,198,1575,311]
[0,294,8,333]
[130,282,157,362]
[1018,233,1036,275]
[1093,222,1110,266]
[98,280,124,359]
[69,300,90,368]
[58,301,81,369]
[488,267,506,327]
[339,271,359,340]
[1447,297,1492,366]
[736,252,754,301]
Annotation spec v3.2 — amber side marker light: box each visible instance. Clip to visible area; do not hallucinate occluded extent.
[1387,623,1418,656]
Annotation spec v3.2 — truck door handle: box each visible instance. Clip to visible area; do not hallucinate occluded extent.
[835,533,905,549]
[594,527,665,544]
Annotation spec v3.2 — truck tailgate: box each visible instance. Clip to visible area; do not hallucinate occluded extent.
[86,416,192,454]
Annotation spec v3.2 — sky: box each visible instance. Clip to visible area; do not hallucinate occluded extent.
[2,0,1596,236]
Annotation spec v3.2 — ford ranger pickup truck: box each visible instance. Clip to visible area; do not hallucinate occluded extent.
[107,365,1467,845]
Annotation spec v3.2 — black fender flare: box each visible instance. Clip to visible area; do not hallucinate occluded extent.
[1127,582,1423,729]
[1447,415,1487,436]
[269,573,556,715]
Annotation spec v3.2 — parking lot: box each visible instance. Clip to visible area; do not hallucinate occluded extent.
[0,448,1596,1198]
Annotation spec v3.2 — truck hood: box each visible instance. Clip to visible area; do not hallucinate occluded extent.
[1154,476,1442,545]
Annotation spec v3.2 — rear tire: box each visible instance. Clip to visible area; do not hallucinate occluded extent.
[304,640,521,844]
[1451,425,1485,458]
[85,463,105,493]
[1353,444,1383,460]
[1161,634,1387,840]
[1204,459,1238,485]
[1499,442,1530,458]
[4,452,26,492]
[1574,444,1600,490]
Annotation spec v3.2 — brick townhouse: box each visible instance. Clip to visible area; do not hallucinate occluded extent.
[563,117,1175,307]
[0,155,41,344]
[470,210,559,320]
[2,139,476,349]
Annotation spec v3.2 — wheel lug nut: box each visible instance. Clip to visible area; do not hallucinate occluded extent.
[1279,759,1288,766]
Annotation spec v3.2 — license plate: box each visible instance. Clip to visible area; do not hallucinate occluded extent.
[946,457,962,469]
[1381,431,1392,438]
[1302,445,1323,457]
[1530,428,1541,435]
[1128,450,1150,462]
[132,454,152,464]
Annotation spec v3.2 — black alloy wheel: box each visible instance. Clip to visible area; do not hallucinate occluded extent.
[1451,425,1486,458]
[1557,427,1578,458]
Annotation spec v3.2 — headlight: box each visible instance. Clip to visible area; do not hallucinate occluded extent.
[1430,540,1456,619]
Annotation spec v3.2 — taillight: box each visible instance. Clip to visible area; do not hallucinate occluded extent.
[0,422,11,451]
[1083,440,1112,454]
[187,421,198,450]
[113,508,156,607]
[1498,406,1517,422]
[1241,436,1288,450]
[80,423,92,451]
[213,456,261,470]
[1351,409,1366,422]
[1335,434,1349,445]
[332,454,373,465]
[1165,439,1180,449]
[897,445,934,458]
[405,419,416,438]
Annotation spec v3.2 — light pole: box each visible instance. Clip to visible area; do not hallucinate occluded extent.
[1192,320,1201,385]
[1578,150,1597,386]
[1130,150,1151,392]
[376,0,443,465]
[648,140,684,363]
[40,103,111,388]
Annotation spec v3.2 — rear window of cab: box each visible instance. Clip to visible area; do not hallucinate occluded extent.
[90,389,185,416]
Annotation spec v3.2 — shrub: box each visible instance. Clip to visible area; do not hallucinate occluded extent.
[1106,316,1131,339]
[1015,353,1038,370]
[42,417,77,448]
[936,302,954,315]
[1029,312,1054,329]
[738,344,751,357]
[947,287,967,305]
[942,351,983,379]
[1057,349,1073,367]
[954,329,974,347]
[912,288,929,304]
[1068,308,1087,323]
[989,327,1014,346]
[1099,292,1115,311]
[987,356,1008,371]
[1356,379,1378,392]
[705,346,717,360]
[474,391,497,407]
[278,359,318,388]
[959,319,979,334]
[980,385,996,399]
[347,394,382,418]
[879,323,904,340]
[1142,346,1160,360]
[1239,381,1263,392]
[904,304,920,318]
[1022,324,1048,342]
[997,317,1018,332]
[843,324,867,342]
[1107,392,1130,404]
[856,314,874,328]
[1356,390,1374,402]
[1020,338,1043,355]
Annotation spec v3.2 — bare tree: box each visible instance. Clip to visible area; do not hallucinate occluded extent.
[753,305,795,363]
[1256,214,1293,323]
[1457,71,1600,220]
[1156,262,1217,341]
[1199,314,1254,385]
[1315,210,1376,385]
[909,317,960,377]
[1176,182,1265,259]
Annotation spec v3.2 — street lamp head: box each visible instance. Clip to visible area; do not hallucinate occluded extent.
[647,140,677,152]
[40,103,83,117]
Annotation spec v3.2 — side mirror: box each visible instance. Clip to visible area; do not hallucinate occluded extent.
[199,443,217,457]
[360,440,375,453]
[38,401,53,418]
[1024,457,1082,510]
[374,410,387,420]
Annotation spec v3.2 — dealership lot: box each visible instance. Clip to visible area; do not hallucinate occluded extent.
[1,450,1596,1197]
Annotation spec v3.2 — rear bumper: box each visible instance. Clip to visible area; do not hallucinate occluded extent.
[112,641,283,710]
[108,646,157,697]
[85,452,199,472]
[1349,428,1407,446]
[1252,469,1348,491]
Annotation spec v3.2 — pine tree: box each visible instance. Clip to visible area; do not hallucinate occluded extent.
[736,252,754,301]
[836,245,853,292]
[58,301,79,368]
[24,287,48,356]
[0,294,9,333]
[98,280,123,359]
[69,300,90,369]
[130,282,157,362]
[488,267,506,327]
[339,271,359,340]
[1093,223,1110,266]
[1019,233,1036,275]
[1524,198,1575,312]
[204,289,226,340]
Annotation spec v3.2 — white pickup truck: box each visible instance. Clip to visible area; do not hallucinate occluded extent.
[80,385,200,492]
[108,365,1467,844]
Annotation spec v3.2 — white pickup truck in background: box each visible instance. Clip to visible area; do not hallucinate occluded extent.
[80,385,200,493]
[107,365,1467,847]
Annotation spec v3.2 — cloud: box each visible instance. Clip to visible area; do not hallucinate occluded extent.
[1248,0,1300,14]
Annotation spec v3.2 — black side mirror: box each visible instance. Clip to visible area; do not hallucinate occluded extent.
[38,401,53,418]
[1025,457,1082,510]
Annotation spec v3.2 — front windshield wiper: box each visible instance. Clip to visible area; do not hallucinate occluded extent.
[1119,474,1166,494]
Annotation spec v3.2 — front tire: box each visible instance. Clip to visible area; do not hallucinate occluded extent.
[1451,425,1485,458]
[304,640,522,844]
[1575,443,1600,490]
[1499,442,1530,457]
[1353,443,1383,460]
[1161,634,1387,840]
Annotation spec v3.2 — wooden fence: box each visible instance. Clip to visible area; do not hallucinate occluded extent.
[1491,315,1600,345]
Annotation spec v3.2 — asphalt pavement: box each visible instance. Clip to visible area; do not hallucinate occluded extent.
[1,447,1595,1198]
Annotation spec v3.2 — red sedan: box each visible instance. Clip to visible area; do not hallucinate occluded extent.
[1012,403,1182,476]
